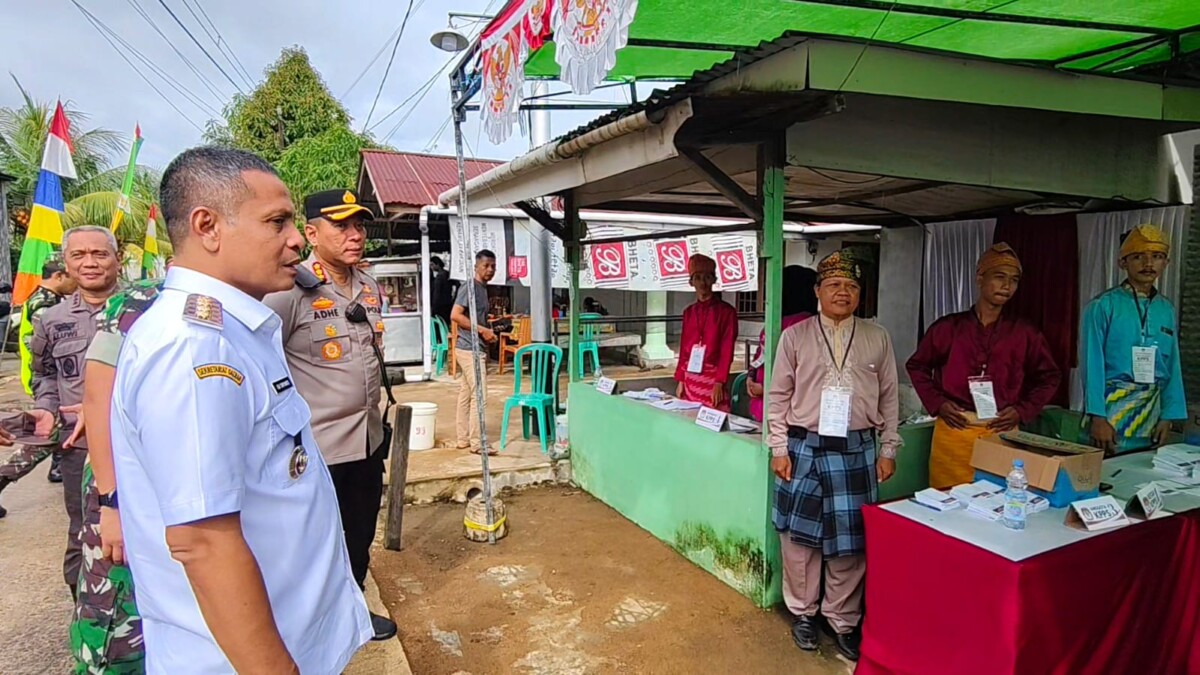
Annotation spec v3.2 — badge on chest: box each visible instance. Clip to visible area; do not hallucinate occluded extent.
[288,443,309,480]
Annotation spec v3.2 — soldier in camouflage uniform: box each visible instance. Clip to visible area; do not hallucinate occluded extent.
[70,276,163,674]
[0,257,75,516]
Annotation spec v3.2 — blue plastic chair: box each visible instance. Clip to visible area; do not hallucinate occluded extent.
[577,312,602,378]
[500,344,563,455]
[430,316,451,376]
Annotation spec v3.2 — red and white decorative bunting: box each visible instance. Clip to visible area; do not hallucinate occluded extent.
[477,0,638,143]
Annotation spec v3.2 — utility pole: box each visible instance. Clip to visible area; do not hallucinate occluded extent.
[528,81,552,344]
[275,105,286,153]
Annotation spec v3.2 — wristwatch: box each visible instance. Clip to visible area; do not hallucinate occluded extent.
[98,490,119,509]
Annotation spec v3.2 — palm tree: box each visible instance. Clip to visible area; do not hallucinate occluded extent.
[0,77,125,205]
[0,78,170,273]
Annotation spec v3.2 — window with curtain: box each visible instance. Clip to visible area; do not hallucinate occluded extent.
[921,219,996,330]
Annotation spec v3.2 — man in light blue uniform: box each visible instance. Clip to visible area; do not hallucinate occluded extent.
[110,147,371,673]
[1081,224,1186,454]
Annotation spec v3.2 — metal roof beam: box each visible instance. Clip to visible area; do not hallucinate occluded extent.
[512,200,569,242]
[796,0,1173,35]
[679,147,764,221]
[787,180,943,207]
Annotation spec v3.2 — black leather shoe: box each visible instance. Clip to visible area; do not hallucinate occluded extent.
[47,459,62,483]
[0,502,6,519]
[829,629,861,661]
[790,615,818,651]
[370,612,397,641]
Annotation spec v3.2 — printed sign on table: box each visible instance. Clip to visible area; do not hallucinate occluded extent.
[695,406,728,432]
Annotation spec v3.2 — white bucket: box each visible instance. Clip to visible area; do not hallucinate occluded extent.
[407,402,438,451]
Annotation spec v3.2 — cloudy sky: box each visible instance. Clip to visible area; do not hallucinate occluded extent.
[1,0,636,169]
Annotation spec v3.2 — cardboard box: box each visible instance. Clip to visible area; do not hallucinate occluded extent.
[970,432,1103,508]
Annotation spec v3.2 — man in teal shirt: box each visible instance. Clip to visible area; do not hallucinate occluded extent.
[1081,225,1186,454]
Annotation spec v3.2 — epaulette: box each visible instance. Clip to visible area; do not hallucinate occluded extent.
[295,265,322,290]
[182,294,223,329]
[311,262,329,284]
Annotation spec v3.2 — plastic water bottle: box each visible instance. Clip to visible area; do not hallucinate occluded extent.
[1003,460,1028,531]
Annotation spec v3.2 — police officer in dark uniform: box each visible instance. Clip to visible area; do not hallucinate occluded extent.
[263,189,397,640]
[30,225,121,596]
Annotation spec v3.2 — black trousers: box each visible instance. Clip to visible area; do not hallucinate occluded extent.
[328,447,384,590]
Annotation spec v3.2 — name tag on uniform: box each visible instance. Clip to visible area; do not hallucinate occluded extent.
[687,344,706,374]
[819,386,852,438]
[968,376,999,420]
[1132,346,1157,384]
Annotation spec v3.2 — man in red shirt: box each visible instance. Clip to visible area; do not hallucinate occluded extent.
[906,243,1060,488]
[674,254,738,410]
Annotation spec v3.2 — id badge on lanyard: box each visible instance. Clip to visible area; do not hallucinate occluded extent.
[688,343,706,374]
[1132,291,1157,385]
[968,376,999,420]
[819,386,852,438]
[1132,345,1157,384]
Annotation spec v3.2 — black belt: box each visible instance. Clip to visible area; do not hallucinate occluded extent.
[787,426,872,451]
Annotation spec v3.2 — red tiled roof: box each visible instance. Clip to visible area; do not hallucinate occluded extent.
[361,150,503,208]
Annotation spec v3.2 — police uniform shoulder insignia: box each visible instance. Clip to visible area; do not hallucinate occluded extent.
[295,265,322,290]
[183,294,223,329]
[311,262,328,284]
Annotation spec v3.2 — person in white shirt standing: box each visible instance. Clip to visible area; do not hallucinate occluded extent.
[110,146,372,673]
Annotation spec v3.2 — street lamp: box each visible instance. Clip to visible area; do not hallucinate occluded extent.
[430,28,468,53]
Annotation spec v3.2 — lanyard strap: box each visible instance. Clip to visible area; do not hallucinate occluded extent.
[973,309,1004,375]
[819,318,856,376]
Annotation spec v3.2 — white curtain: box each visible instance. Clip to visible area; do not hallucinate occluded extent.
[922,218,996,330]
[1070,206,1191,407]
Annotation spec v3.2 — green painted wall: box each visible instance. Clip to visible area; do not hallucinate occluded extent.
[568,384,945,607]
[569,384,781,606]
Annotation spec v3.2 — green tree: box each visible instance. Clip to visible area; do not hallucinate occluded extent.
[214,47,352,163]
[276,126,375,213]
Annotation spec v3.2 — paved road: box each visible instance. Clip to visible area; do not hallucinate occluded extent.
[0,440,75,673]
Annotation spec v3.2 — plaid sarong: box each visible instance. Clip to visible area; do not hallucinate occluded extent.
[772,430,877,558]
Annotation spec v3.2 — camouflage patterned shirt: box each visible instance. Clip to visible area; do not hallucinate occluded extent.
[85,279,165,367]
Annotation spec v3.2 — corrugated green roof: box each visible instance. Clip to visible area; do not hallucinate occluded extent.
[523,0,1200,80]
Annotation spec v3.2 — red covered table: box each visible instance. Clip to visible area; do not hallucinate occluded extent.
[858,504,1200,675]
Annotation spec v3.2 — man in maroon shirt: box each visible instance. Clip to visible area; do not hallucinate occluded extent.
[906,243,1060,488]
[674,254,738,410]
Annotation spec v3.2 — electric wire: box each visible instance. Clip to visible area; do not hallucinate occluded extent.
[191,0,256,85]
[122,0,229,103]
[72,1,220,118]
[362,0,418,131]
[154,0,245,93]
[69,0,205,131]
[178,0,256,89]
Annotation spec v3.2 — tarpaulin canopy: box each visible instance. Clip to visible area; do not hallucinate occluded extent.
[516,1,1200,80]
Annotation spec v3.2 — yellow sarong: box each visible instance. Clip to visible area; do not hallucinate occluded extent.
[929,414,994,489]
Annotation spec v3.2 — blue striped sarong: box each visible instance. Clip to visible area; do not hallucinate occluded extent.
[1104,380,1161,453]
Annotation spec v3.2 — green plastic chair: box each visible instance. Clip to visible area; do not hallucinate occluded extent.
[578,312,602,378]
[500,344,564,455]
[730,371,750,418]
[431,316,450,376]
